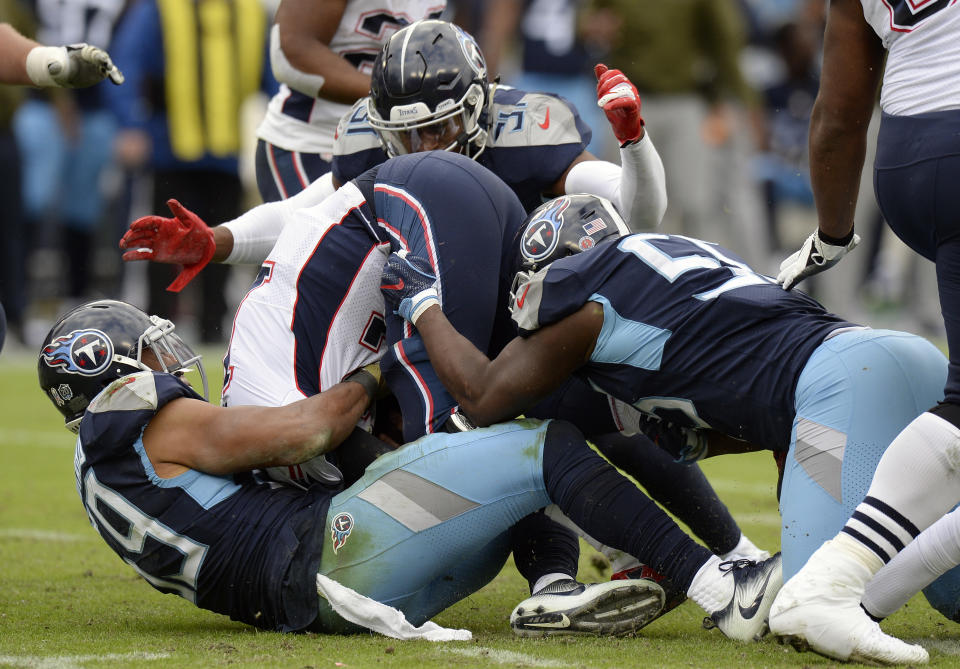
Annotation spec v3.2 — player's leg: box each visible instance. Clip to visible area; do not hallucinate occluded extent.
[314,420,663,635]
[316,419,783,641]
[772,327,947,663]
[373,152,527,439]
[254,138,331,202]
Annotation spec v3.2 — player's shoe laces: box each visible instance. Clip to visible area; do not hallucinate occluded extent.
[769,538,929,665]
[510,578,665,637]
[701,553,783,642]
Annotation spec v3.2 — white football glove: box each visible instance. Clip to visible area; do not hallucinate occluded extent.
[777,229,860,291]
[26,44,124,88]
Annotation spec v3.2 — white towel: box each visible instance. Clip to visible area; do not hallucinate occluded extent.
[316,574,473,641]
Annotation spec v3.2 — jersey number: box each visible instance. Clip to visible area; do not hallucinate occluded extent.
[619,234,774,300]
[83,469,208,603]
[885,0,954,30]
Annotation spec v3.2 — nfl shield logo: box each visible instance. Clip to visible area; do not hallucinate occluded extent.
[331,512,354,554]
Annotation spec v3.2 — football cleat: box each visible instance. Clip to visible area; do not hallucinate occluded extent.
[510,578,665,637]
[769,539,929,665]
[612,564,688,616]
[701,553,783,642]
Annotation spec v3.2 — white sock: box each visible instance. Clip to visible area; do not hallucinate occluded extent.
[532,572,571,595]
[686,555,731,613]
[846,412,960,561]
[863,506,960,618]
[719,532,770,562]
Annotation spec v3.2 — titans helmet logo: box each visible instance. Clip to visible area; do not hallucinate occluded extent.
[453,25,486,77]
[522,197,570,264]
[40,329,113,376]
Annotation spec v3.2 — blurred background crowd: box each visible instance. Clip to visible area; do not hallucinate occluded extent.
[0,0,942,354]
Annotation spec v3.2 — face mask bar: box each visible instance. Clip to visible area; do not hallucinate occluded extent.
[138,315,209,401]
[367,82,488,159]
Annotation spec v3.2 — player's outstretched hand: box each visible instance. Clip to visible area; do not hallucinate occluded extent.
[27,43,124,88]
[381,251,439,326]
[119,199,216,293]
[777,228,860,291]
[595,63,644,146]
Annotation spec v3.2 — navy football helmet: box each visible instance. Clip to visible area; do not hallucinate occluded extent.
[367,19,490,159]
[38,299,207,432]
[517,194,630,273]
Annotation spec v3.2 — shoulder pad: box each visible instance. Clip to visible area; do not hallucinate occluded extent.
[509,268,549,335]
[489,90,585,149]
[334,98,382,156]
[86,371,160,418]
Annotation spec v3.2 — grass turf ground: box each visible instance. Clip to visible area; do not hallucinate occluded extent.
[1,345,957,668]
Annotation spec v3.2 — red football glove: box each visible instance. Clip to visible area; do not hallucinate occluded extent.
[119,198,216,293]
[595,63,644,146]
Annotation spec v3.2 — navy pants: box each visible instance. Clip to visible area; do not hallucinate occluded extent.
[875,110,960,407]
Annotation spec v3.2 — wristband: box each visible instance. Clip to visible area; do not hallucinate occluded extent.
[818,228,855,247]
[344,368,379,401]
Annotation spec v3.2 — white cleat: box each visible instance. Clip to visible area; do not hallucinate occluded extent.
[702,553,783,642]
[769,538,929,665]
[509,578,665,637]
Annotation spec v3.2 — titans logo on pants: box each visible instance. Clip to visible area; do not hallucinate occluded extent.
[40,329,113,376]
[331,512,354,554]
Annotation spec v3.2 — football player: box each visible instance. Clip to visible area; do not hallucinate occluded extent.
[770,1,960,664]
[379,192,949,645]
[254,0,445,202]
[37,298,790,641]
[120,19,768,620]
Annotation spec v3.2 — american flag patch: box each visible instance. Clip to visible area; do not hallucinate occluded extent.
[582,218,608,235]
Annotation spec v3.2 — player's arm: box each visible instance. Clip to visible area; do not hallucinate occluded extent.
[809,0,884,241]
[381,252,601,425]
[271,0,370,104]
[556,65,667,231]
[414,302,602,426]
[118,172,336,289]
[1,22,124,87]
[143,374,376,476]
[777,0,883,290]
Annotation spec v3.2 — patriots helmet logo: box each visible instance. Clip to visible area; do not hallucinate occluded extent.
[40,329,113,376]
[331,512,355,554]
[521,197,570,264]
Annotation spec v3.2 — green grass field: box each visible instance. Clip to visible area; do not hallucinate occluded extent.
[2,345,957,668]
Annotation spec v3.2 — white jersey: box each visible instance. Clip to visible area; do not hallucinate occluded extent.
[222,182,389,410]
[860,0,960,115]
[256,0,446,155]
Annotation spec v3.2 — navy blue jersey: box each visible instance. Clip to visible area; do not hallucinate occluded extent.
[333,85,592,212]
[511,234,857,449]
[76,371,332,631]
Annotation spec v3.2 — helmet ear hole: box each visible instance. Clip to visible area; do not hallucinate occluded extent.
[517,195,630,273]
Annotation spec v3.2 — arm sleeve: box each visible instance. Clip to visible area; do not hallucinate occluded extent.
[564,131,667,231]
[221,172,336,264]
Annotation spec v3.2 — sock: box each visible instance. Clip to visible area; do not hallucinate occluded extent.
[592,431,743,555]
[863,506,960,619]
[719,533,769,562]
[542,505,642,574]
[532,572,570,595]
[541,420,712,591]
[509,510,580,594]
[843,412,960,563]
